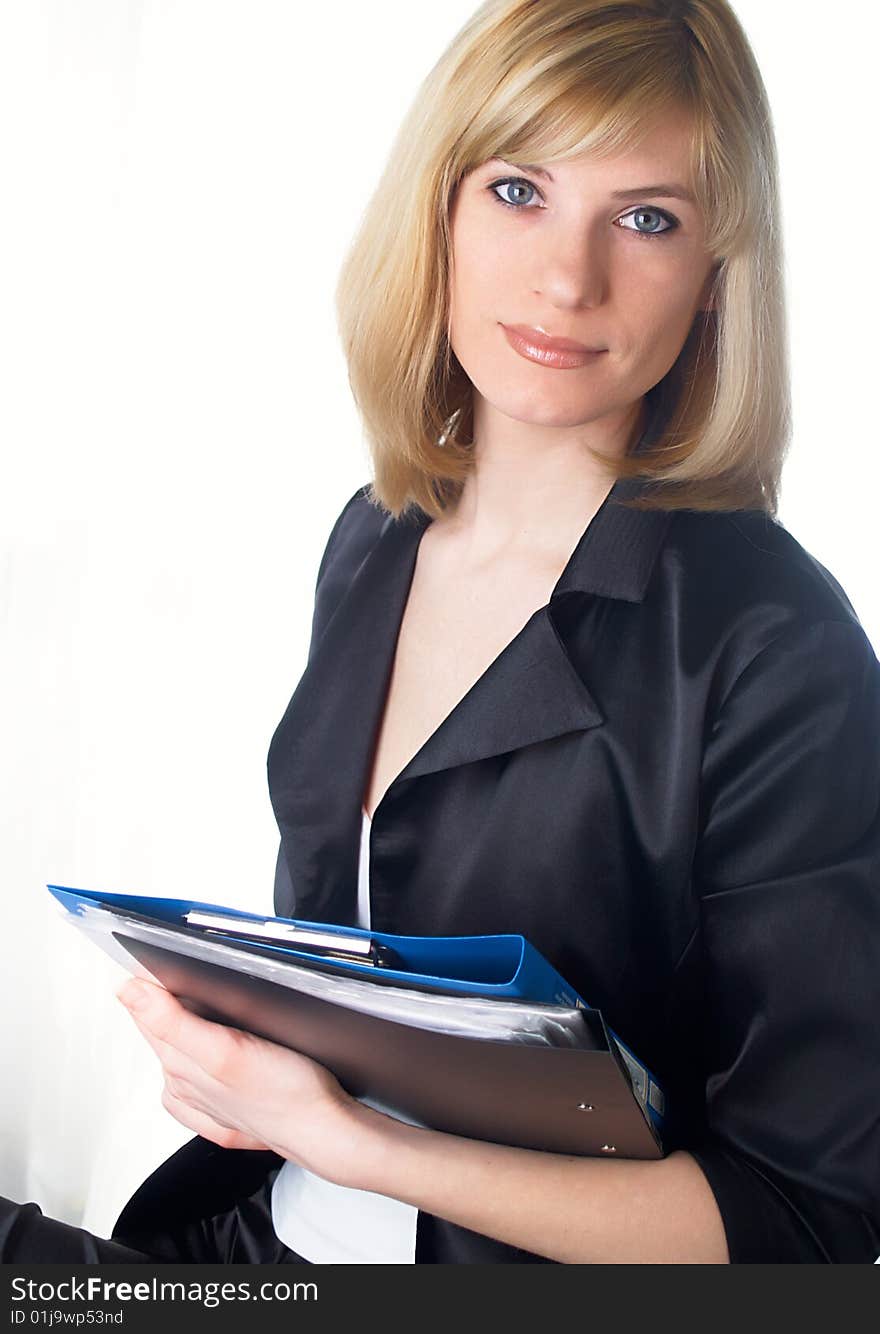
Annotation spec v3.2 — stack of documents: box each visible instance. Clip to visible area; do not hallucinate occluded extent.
[48,884,667,1160]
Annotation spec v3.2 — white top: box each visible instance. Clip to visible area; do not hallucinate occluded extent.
[270,807,421,1263]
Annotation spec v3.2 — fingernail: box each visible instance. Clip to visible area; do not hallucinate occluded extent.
[118,980,149,1012]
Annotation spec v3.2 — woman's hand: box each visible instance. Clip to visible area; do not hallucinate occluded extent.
[115,977,371,1186]
[115,977,729,1261]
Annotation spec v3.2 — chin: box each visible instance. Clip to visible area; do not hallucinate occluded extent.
[493,393,610,431]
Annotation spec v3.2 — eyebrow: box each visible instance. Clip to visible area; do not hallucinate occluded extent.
[487,159,697,205]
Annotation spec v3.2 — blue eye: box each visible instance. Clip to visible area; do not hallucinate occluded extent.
[617,207,678,238]
[489,177,541,209]
[488,178,680,239]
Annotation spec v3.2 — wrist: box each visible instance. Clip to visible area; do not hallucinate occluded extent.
[331,1097,429,1193]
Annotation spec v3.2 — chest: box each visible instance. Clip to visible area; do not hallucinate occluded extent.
[362,533,566,821]
[270,520,706,1073]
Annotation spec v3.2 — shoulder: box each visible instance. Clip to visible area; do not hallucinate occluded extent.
[661,507,876,694]
[314,484,388,589]
[306,484,391,654]
[671,508,862,624]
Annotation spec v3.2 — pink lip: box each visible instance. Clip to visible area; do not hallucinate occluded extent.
[501,324,607,369]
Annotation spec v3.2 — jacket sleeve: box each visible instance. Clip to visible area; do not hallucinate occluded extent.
[686,617,880,1262]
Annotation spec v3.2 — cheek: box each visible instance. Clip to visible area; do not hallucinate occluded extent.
[615,257,707,356]
[450,243,507,333]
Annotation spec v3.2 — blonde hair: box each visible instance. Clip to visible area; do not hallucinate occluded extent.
[334,0,790,520]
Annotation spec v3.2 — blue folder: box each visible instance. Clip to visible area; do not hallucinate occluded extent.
[48,884,584,1004]
[47,882,668,1152]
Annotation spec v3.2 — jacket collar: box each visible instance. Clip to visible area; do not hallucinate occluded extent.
[552,474,673,601]
[383,471,672,603]
[268,466,674,923]
[380,395,671,604]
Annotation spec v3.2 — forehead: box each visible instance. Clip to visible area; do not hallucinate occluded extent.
[480,106,698,189]
[600,111,696,176]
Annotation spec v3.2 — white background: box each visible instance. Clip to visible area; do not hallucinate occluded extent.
[0,0,876,1237]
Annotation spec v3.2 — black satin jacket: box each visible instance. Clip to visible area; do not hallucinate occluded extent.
[117,472,880,1265]
[260,474,880,1263]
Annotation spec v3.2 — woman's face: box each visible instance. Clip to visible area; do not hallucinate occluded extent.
[447,108,717,440]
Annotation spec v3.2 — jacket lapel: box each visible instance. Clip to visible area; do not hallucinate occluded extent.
[267,513,422,923]
[268,474,672,923]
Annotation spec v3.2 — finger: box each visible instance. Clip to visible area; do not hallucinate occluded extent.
[117,979,245,1082]
[159,1085,274,1152]
[122,1010,197,1081]
[117,990,204,1082]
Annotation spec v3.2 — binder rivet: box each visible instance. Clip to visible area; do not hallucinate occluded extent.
[600,1144,617,1153]
[576,1103,594,1112]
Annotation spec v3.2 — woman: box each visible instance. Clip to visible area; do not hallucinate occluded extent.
[2,0,878,1264]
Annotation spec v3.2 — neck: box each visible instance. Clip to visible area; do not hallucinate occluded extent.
[439,397,648,565]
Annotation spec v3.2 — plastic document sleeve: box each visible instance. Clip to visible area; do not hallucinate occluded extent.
[47,883,668,1160]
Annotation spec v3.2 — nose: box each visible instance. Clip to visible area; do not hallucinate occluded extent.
[533,226,608,310]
